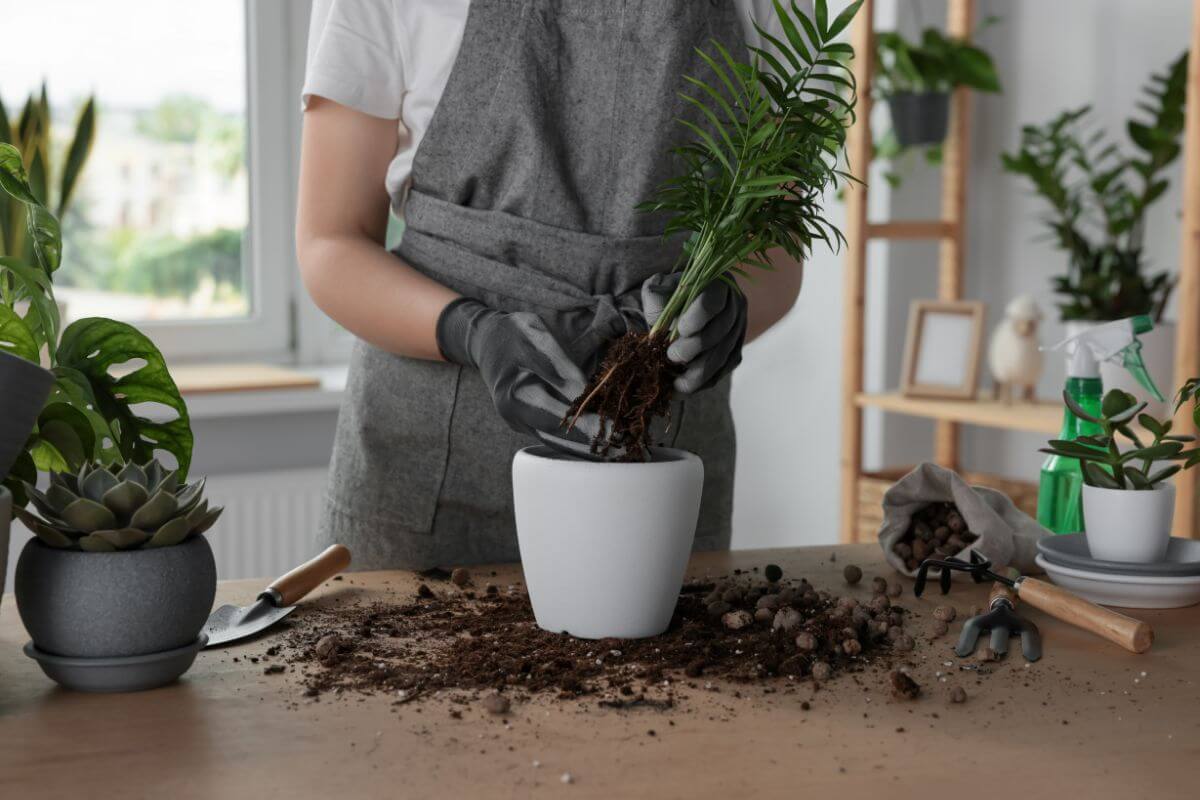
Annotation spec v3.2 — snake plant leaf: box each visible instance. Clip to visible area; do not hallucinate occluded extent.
[89,528,152,550]
[189,506,224,537]
[129,488,179,530]
[15,507,76,548]
[0,304,39,363]
[145,516,192,549]
[102,480,150,520]
[80,465,119,503]
[57,97,95,218]
[77,533,117,552]
[175,476,207,514]
[59,497,117,533]
[57,317,192,479]
[0,143,62,275]
[117,461,148,488]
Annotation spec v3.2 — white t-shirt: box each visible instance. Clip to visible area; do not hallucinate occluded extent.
[302,0,795,213]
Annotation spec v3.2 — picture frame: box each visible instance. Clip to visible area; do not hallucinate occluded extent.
[900,300,986,400]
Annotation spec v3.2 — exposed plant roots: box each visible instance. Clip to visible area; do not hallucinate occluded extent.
[563,331,679,461]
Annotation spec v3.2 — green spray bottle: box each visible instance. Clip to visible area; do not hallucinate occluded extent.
[1037,315,1165,534]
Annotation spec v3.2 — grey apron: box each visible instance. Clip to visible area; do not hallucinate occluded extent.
[320,0,745,570]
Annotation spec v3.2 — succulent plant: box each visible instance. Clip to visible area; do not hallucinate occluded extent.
[1040,387,1200,491]
[15,458,221,551]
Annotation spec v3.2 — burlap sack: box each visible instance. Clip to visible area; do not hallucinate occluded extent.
[878,463,1047,577]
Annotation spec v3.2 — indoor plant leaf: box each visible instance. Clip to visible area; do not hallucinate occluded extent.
[0,304,40,363]
[59,496,118,533]
[144,516,192,549]
[0,142,62,274]
[56,317,193,479]
[35,402,97,473]
[1083,461,1121,489]
[101,481,150,520]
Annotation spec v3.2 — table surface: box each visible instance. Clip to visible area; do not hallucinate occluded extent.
[2,544,1197,798]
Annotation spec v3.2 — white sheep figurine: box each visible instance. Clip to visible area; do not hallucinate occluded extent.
[988,294,1043,403]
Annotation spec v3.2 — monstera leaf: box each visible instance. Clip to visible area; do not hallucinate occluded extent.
[56,317,193,480]
[0,143,61,275]
[0,304,39,362]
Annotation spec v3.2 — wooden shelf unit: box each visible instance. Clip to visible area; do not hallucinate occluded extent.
[839,0,1200,542]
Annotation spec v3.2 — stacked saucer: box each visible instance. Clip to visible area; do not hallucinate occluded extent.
[1036,534,1200,609]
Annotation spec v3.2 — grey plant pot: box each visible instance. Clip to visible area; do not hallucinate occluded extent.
[1,487,9,607]
[15,535,217,658]
[887,91,951,148]
[0,350,55,480]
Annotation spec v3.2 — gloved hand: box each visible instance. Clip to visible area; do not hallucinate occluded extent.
[437,297,606,458]
[640,273,748,394]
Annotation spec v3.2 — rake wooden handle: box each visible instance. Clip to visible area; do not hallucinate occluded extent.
[1016,577,1153,654]
[989,582,1018,607]
[268,545,352,607]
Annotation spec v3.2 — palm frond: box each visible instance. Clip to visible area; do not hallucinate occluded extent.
[645,0,863,336]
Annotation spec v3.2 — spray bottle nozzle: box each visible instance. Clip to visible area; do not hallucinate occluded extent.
[1045,316,1165,402]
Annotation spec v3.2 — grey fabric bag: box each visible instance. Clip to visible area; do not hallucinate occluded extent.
[878,463,1047,576]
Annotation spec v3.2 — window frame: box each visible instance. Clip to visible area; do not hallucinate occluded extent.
[127,0,295,362]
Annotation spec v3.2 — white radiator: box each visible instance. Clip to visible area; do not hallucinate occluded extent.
[3,468,329,588]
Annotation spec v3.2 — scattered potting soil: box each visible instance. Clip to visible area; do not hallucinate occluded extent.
[892,502,980,571]
[279,566,915,709]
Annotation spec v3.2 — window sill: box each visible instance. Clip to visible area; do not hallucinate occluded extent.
[182,364,348,420]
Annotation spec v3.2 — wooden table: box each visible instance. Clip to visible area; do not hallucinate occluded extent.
[2,544,1197,798]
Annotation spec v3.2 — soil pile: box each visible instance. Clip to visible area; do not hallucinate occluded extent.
[281,566,914,707]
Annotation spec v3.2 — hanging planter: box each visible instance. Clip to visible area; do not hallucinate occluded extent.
[887,90,951,147]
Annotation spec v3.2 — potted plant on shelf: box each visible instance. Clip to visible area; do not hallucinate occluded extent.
[513,0,862,639]
[872,23,1000,179]
[1,141,217,690]
[1002,53,1188,410]
[1038,382,1200,563]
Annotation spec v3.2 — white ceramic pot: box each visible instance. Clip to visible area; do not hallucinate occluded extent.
[512,446,703,640]
[1082,483,1175,563]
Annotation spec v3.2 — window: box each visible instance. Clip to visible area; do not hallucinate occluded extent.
[2,0,300,361]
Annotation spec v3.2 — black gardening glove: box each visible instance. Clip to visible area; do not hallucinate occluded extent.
[640,273,748,394]
[437,298,606,458]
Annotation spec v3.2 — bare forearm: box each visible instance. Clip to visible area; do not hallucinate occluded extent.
[298,235,458,361]
[743,248,804,343]
[297,98,458,361]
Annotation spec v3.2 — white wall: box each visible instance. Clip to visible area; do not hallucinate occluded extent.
[732,0,1194,548]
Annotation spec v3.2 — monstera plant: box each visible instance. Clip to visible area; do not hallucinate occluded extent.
[0,142,192,505]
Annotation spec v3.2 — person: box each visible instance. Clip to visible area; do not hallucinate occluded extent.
[297,0,808,570]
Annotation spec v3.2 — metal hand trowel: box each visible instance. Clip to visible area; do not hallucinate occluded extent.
[203,544,351,648]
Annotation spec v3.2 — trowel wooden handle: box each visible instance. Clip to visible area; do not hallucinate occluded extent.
[1016,577,1153,654]
[268,545,352,606]
[989,582,1018,607]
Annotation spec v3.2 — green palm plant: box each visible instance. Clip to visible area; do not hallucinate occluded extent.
[566,0,862,458]
[0,86,96,261]
[0,142,192,506]
[16,458,221,551]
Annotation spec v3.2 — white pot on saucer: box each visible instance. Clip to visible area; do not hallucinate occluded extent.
[1083,483,1175,563]
[512,446,703,640]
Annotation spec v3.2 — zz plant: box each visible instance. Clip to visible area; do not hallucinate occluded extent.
[0,142,192,506]
[1002,53,1188,323]
[1040,385,1200,491]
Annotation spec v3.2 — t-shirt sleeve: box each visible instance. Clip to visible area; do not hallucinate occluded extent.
[302,0,405,119]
